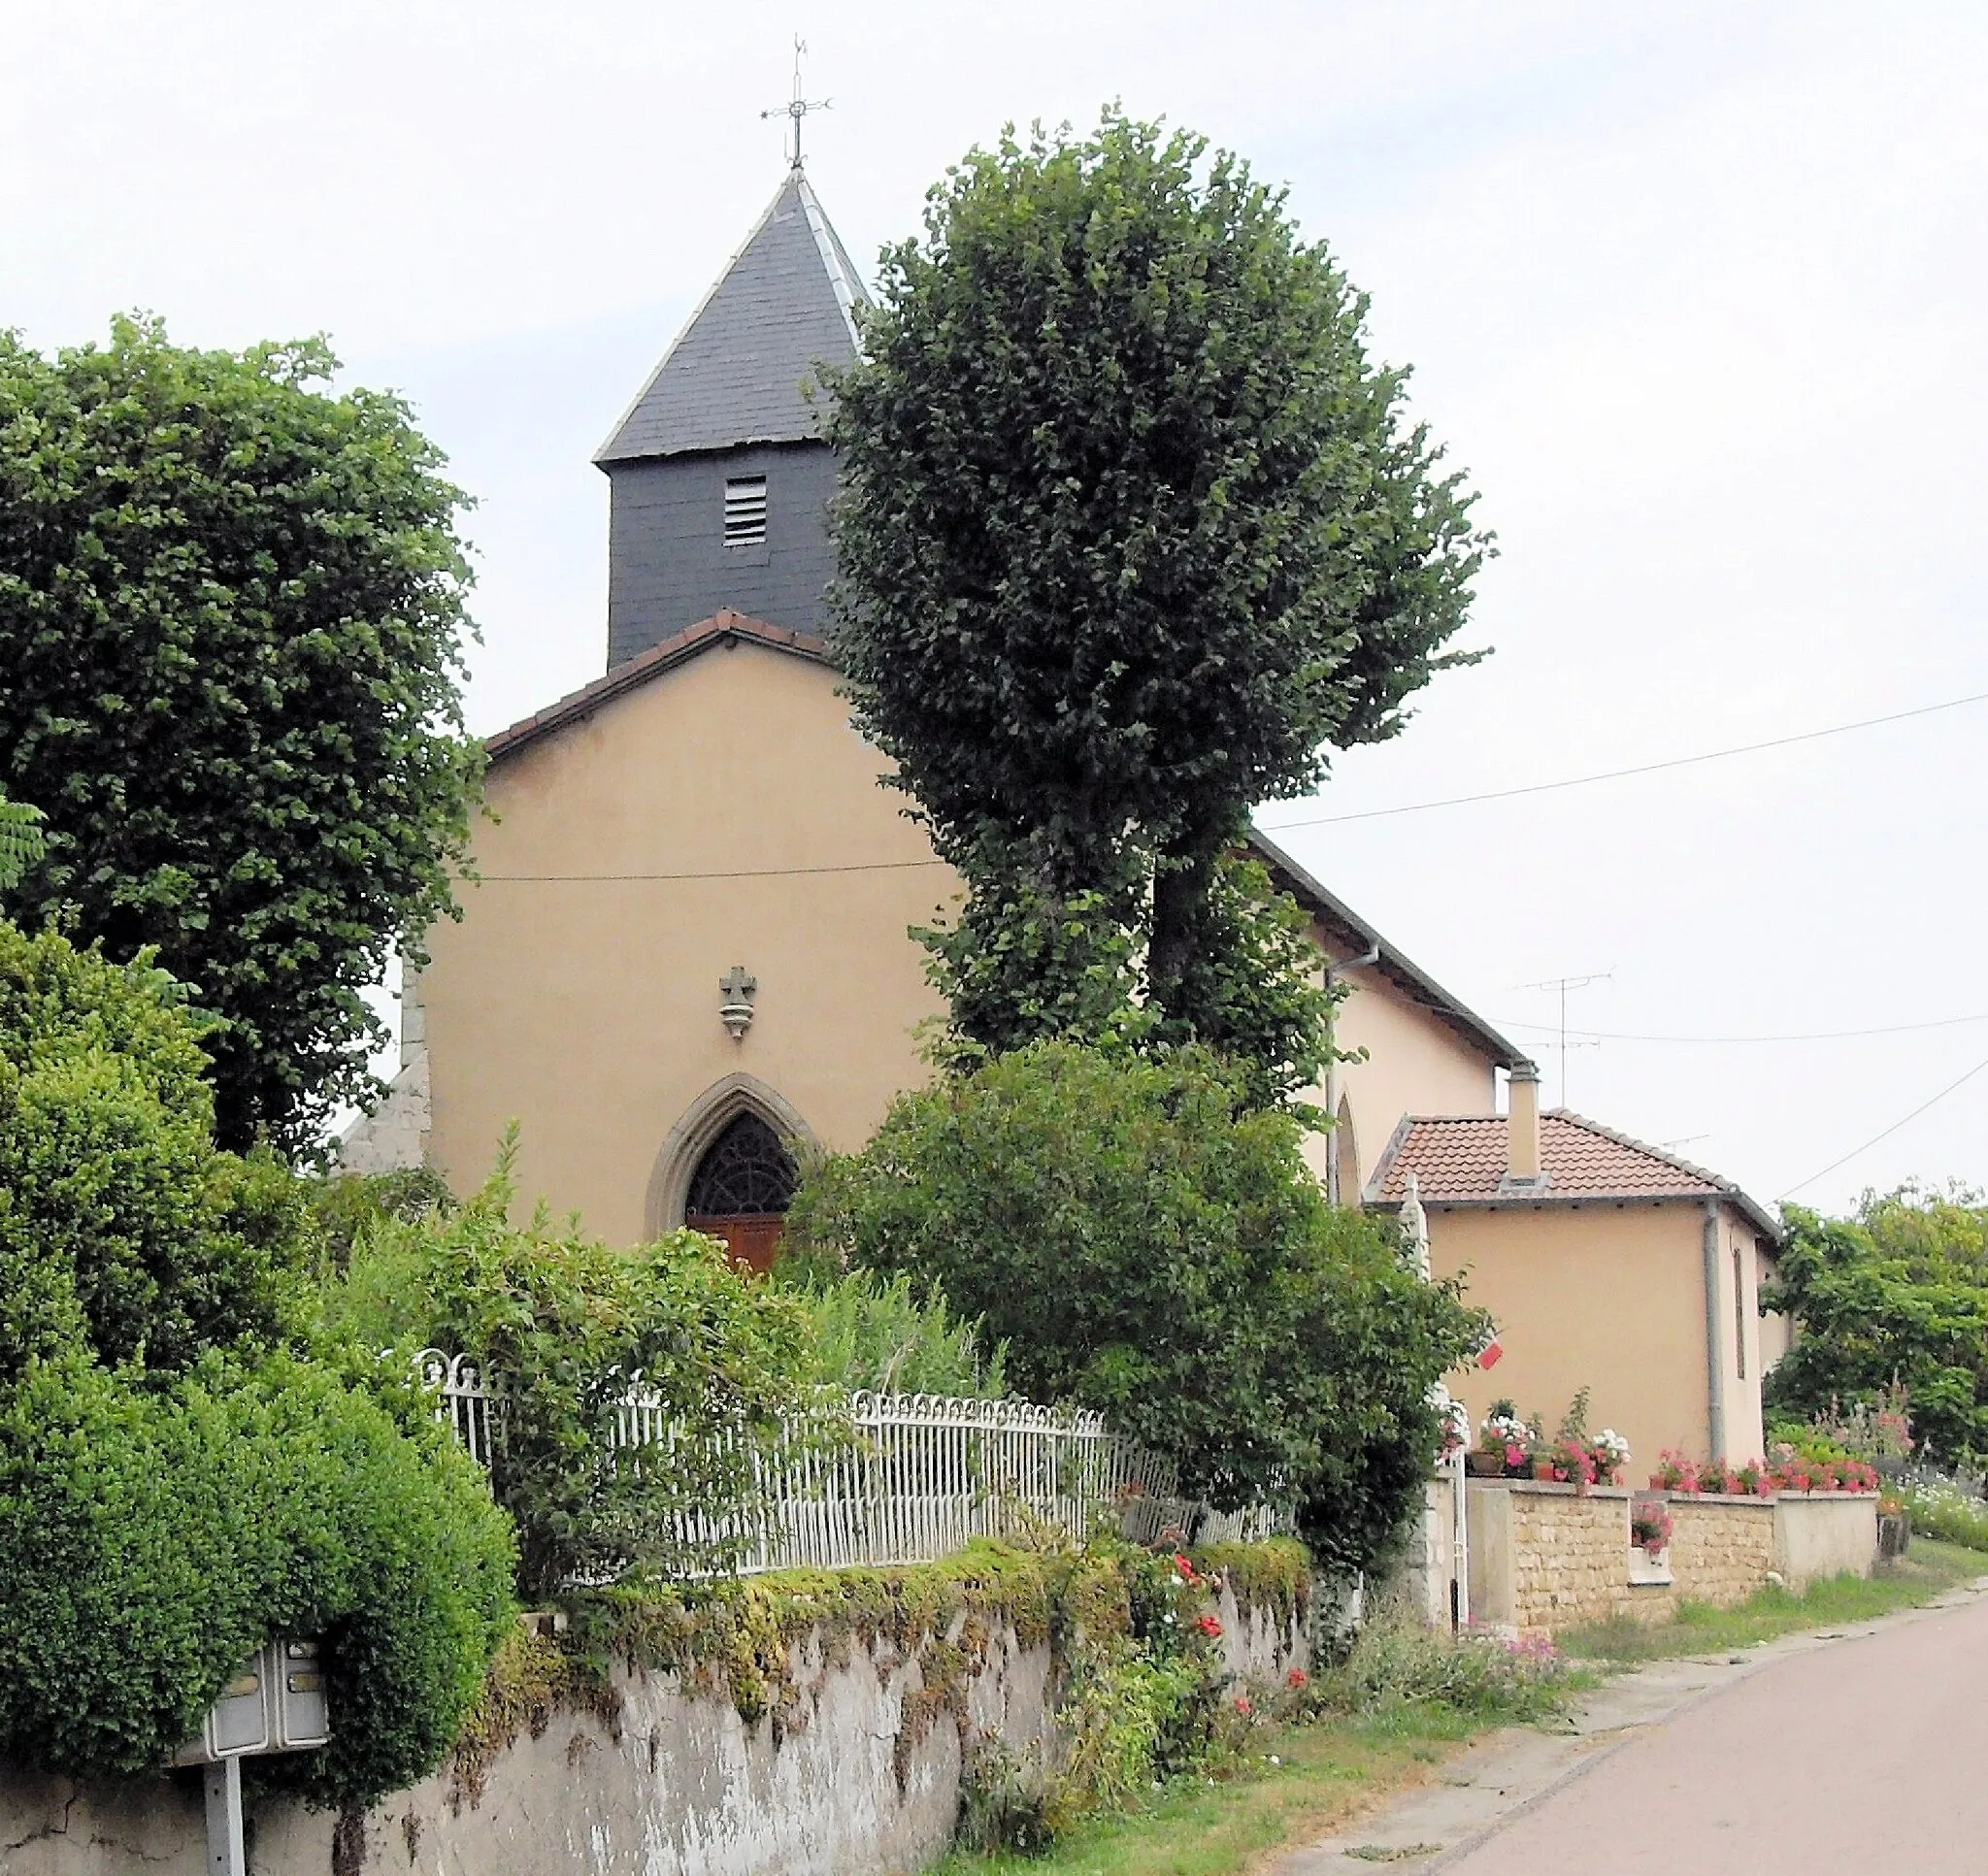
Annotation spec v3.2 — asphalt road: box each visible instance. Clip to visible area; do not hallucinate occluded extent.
[1446,1588,1988,1875]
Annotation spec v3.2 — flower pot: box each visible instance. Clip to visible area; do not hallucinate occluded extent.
[1465,1451,1505,1478]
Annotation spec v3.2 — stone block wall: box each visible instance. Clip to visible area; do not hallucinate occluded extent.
[1466,1481,1819,1636]
[1668,1497,1775,1605]
[1505,1487,1673,1632]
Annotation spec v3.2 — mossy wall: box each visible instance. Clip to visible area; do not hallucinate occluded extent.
[0,1538,1311,1876]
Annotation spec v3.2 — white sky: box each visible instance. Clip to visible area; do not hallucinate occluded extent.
[6,2,1985,1215]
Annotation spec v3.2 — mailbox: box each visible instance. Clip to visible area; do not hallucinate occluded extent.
[167,1656,269,1765]
[266,1638,330,1749]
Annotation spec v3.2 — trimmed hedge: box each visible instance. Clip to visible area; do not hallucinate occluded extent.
[0,1350,514,1806]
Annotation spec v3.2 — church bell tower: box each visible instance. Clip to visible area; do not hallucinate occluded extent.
[593,164,868,670]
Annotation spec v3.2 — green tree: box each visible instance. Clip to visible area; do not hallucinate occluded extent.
[0,316,482,1151]
[0,786,43,897]
[827,114,1486,1077]
[789,1040,1485,1573]
[0,918,309,1382]
[1765,1186,1988,1464]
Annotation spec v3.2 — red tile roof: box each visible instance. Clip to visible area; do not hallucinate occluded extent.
[485,611,831,762]
[1367,1109,1777,1236]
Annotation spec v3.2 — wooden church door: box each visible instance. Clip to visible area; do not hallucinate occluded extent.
[683,1111,798,1275]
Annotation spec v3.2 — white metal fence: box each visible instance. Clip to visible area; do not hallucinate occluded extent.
[420,1351,1283,1577]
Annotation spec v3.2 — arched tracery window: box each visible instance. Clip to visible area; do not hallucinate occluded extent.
[684,1111,797,1273]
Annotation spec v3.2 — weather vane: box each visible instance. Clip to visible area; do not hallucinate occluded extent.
[762,37,830,169]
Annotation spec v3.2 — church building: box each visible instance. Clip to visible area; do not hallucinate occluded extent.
[344,159,1532,1266]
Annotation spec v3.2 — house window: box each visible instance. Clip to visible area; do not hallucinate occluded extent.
[724,476,768,547]
[1733,1241,1747,1380]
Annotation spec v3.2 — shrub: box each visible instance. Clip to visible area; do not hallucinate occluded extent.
[1899,1474,1988,1551]
[771,1264,1008,1398]
[791,1040,1487,1575]
[1311,1615,1572,1724]
[0,920,310,1381]
[322,1147,815,1600]
[0,1351,514,1807]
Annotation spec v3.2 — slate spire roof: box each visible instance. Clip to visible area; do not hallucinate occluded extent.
[595,167,869,465]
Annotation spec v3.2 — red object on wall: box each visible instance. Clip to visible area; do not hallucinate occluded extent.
[1477,1335,1505,1370]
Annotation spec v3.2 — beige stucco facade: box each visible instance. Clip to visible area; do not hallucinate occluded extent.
[1433,1196,1769,1473]
[1307,938,1496,1201]
[386,629,1526,1252]
[420,638,953,1247]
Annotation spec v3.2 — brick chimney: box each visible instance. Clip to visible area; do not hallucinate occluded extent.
[1508,1065,1542,1184]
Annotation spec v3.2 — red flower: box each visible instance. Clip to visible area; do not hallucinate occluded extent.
[1286,1668,1309,1690]
[1234,1695,1253,1716]
[1195,1613,1224,1639]
[1175,1552,1200,1583]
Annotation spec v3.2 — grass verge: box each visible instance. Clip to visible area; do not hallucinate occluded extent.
[1556,1538,1985,1662]
[932,1704,1486,1876]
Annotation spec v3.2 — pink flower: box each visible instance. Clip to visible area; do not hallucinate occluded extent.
[1234,1695,1253,1716]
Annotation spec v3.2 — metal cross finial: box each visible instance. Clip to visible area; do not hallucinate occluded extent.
[762,36,830,168]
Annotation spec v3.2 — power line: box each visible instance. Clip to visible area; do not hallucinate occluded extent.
[1778,1052,1988,1201]
[476,858,949,882]
[1258,689,1988,831]
[1491,1010,1988,1045]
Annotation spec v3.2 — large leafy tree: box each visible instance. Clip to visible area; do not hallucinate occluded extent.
[789,1040,1487,1573]
[0,317,481,1150]
[1765,1186,1988,1464]
[828,114,1486,1076]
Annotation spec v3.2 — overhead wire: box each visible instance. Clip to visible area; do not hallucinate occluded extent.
[1489,1010,1988,1046]
[1257,688,1988,830]
[1778,1053,1988,1201]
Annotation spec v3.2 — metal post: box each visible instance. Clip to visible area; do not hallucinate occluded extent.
[204,1756,246,1876]
[1451,1446,1471,1629]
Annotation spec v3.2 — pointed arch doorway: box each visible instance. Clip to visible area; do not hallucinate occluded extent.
[683,1109,798,1274]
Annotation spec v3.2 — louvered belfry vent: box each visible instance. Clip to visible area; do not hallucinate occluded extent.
[724,476,769,547]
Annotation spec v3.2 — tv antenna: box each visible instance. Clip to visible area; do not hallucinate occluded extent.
[1516,971,1613,1107]
[763,38,831,168]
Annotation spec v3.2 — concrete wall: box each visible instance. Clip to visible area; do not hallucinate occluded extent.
[1433,1201,1768,1482]
[0,1582,1306,1876]
[1773,1493,1878,1590]
[606,443,841,666]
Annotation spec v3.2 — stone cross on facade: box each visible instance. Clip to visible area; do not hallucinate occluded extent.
[719,966,758,1041]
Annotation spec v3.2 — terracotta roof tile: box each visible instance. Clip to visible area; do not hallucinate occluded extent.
[1367,1109,1776,1237]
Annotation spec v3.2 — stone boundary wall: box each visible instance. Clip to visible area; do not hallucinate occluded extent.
[0,1577,1306,1876]
[1668,1496,1774,1604]
[1464,1481,1877,1636]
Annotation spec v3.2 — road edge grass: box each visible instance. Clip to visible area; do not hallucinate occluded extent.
[930,1703,1492,1876]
